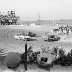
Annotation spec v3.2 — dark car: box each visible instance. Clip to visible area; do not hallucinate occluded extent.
[47,35,60,41]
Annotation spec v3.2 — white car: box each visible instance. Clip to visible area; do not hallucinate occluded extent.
[14,34,32,40]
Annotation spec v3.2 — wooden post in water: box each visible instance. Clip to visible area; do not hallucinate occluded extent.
[24,39,27,71]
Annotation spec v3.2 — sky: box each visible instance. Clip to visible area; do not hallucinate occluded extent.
[0,0,72,21]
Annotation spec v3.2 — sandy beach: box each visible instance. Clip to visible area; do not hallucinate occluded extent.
[0,25,72,72]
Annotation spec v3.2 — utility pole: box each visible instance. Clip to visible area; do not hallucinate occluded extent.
[38,12,40,25]
[24,39,27,71]
[38,12,40,20]
[53,19,55,25]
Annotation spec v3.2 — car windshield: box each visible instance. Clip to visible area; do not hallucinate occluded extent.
[41,57,48,62]
[50,35,55,38]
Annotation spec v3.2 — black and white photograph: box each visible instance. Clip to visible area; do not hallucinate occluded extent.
[0,0,72,72]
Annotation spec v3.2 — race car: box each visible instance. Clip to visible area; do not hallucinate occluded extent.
[44,35,60,42]
[14,34,36,41]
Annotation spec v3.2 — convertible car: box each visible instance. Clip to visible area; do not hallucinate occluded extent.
[36,47,57,67]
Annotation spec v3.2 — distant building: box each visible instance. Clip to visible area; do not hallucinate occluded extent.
[0,11,20,25]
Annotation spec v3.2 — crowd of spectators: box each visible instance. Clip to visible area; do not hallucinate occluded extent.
[53,25,72,35]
